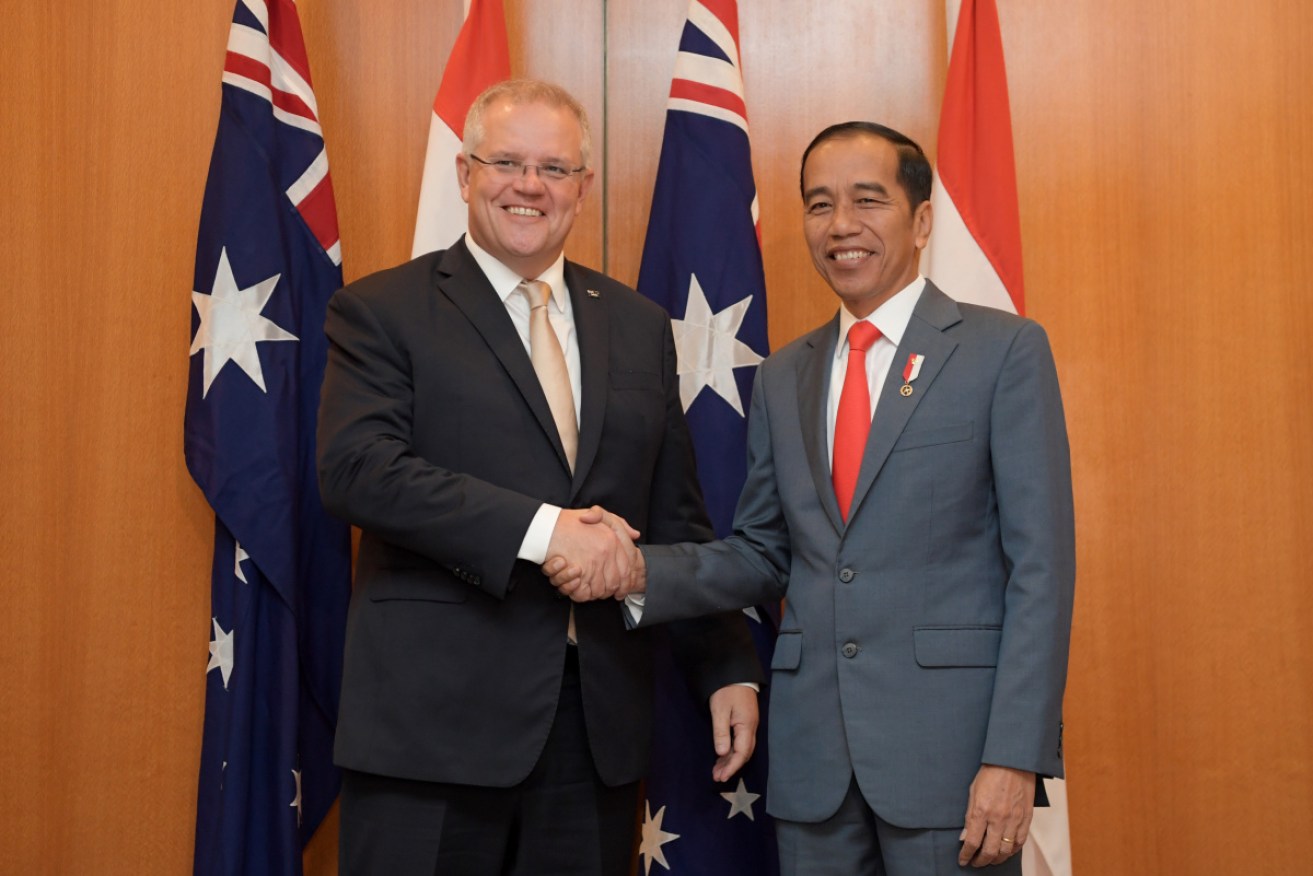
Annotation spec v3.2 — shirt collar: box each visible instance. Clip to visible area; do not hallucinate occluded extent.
[835,276,926,357]
[464,234,569,311]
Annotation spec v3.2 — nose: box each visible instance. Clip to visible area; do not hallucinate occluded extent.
[512,165,548,193]
[829,201,860,236]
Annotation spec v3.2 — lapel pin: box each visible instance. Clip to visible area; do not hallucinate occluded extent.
[900,353,925,397]
[586,289,600,298]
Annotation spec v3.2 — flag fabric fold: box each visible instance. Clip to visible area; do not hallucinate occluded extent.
[636,2,777,873]
[924,3,1072,873]
[411,0,510,257]
[186,1,351,873]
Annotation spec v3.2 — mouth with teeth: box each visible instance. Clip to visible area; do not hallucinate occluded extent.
[830,249,873,262]
[505,205,545,217]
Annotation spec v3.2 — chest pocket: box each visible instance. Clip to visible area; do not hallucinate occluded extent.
[891,421,973,453]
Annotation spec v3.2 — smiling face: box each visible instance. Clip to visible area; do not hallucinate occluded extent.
[801,133,932,318]
[456,97,594,279]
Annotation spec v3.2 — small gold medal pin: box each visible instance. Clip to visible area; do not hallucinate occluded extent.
[900,353,925,397]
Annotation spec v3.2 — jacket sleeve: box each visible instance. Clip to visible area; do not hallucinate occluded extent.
[979,320,1076,778]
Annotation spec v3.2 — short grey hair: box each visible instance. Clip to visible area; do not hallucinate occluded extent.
[462,79,592,169]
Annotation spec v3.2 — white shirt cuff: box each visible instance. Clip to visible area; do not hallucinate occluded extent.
[624,593,646,624]
[518,504,562,564]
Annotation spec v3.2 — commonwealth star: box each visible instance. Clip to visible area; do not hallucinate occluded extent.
[671,273,763,416]
[190,247,298,397]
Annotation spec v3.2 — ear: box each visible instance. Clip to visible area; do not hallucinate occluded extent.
[912,199,933,250]
[456,153,472,204]
[573,167,596,214]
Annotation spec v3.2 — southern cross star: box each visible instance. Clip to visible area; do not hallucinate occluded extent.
[720,777,762,821]
[290,769,303,826]
[639,800,680,874]
[234,542,250,584]
[207,618,234,690]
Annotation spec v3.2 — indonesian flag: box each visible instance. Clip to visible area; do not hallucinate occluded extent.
[923,0,1023,315]
[925,3,1073,874]
[411,0,510,257]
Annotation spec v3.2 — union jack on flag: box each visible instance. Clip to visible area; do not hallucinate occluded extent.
[185,2,350,873]
[637,1,778,873]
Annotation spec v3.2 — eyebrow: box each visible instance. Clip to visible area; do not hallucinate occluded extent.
[803,181,892,201]
[853,181,892,197]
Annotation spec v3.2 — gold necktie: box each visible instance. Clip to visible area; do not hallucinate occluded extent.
[518,280,578,471]
[518,280,580,644]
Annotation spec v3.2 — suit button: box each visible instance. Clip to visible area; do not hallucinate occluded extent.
[838,568,855,583]
[841,642,859,658]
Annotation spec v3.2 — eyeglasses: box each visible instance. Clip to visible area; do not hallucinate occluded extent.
[467,154,586,183]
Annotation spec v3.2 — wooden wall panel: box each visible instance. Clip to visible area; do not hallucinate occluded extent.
[4,0,1312,873]
[1004,1,1313,872]
[602,0,687,285]
[305,0,459,282]
[0,2,231,871]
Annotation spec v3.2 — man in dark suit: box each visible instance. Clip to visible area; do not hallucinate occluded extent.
[317,79,762,875]
[549,122,1075,875]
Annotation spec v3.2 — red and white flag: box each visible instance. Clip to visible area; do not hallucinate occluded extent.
[923,2,1072,874]
[411,0,510,257]
[923,0,1024,315]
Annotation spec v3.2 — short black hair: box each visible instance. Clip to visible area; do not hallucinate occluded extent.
[799,122,933,207]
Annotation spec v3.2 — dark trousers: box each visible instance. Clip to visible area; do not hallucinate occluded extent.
[340,648,640,875]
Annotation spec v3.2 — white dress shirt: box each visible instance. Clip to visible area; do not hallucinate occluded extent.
[463,236,578,564]
[826,277,926,468]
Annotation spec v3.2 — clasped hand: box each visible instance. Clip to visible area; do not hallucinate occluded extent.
[542,506,644,601]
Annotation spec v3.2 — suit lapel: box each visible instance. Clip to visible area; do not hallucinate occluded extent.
[434,241,573,476]
[567,261,608,496]
[845,281,962,523]
[797,317,845,535]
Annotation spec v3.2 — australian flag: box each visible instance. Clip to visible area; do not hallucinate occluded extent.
[185,2,350,874]
[636,1,777,873]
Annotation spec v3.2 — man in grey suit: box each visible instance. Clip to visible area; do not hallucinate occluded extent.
[547,122,1075,874]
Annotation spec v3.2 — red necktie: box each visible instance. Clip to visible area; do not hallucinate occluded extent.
[832,321,881,521]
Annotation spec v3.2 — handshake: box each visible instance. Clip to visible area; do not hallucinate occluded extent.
[541,506,647,602]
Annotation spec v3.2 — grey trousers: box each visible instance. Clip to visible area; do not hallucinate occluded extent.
[775,777,1024,876]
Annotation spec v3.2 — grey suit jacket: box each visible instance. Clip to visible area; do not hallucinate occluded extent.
[639,281,1075,828]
